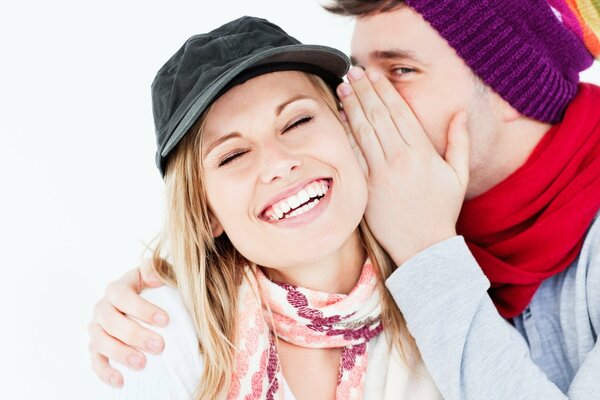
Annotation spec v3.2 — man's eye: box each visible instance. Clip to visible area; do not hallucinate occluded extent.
[283,116,313,132]
[391,67,415,76]
[218,150,248,167]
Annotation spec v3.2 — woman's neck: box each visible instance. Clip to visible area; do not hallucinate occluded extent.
[263,231,366,294]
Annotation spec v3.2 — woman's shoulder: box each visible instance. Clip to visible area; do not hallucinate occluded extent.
[140,286,200,347]
[140,285,190,320]
[113,286,203,399]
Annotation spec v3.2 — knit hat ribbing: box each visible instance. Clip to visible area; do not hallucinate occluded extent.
[405,0,595,123]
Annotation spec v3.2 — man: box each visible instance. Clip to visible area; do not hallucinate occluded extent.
[89,1,600,398]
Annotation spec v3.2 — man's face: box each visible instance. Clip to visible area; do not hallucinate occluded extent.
[350,6,500,163]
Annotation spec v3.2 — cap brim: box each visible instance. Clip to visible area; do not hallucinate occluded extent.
[160,44,349,158]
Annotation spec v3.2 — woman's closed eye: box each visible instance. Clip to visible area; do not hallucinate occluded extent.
[218,149,249,167]
[217,115,314,167]
[283,115,313,132]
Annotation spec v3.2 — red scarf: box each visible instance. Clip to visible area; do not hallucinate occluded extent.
[457,83,600,318]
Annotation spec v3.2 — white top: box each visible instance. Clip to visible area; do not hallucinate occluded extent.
[112,286,296,400]
[113,286,441,399]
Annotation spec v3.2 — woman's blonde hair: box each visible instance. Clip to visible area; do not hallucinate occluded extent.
[151,72,417,399]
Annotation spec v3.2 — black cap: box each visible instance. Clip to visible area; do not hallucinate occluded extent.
[151,16,350,176]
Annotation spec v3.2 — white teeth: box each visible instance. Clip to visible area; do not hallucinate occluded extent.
[297,189,310,204]
[320,182,328,195]
[280,201,291,214]
[275,205,284,219]
[288,195,301,210]
[266,179,331,221]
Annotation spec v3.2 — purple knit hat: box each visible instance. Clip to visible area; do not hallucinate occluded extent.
[404,0,594,123]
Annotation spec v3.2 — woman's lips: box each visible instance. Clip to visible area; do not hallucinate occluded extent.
[261,178,333,226]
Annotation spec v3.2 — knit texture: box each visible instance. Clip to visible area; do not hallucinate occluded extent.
[548,0,600,56]
[405,0,595,123]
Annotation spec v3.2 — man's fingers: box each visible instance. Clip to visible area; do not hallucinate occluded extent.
[444,111,470,187]
[105,277,169,328]
[88,322,147,371]
[338,81,386,169]
[344,67,407,158]
[90,351,124,388]
[95,301,165,354]
[365,69,432,150]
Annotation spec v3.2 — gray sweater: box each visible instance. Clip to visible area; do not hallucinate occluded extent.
[386,212,600,399]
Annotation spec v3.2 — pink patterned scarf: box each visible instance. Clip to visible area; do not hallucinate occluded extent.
[228,260,383,399]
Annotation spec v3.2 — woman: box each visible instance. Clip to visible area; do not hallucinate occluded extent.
[99,16,464,399]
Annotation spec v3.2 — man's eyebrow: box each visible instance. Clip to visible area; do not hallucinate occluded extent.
[371,49,426,65]
[350,49,426,66]
[203,132,241,158]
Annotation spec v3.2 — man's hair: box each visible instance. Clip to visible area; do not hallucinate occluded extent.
[325,0,403,16]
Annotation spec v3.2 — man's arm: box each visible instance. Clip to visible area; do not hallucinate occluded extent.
[387,236,568,399]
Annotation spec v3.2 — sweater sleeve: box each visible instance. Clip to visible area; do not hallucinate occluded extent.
[385,236,567,400]
[112,286,203,400]
[568,215,600,399]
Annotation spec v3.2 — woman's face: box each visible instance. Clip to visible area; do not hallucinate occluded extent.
[201,71,368,270]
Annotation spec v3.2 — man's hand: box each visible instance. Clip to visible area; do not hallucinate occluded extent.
[88,259,168,387]
[337,67,470,265]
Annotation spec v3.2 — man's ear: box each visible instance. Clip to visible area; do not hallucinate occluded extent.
[208,211,224,237]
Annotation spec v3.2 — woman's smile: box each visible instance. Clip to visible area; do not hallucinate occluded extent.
[202,71,368,269]
[260,178,333,226]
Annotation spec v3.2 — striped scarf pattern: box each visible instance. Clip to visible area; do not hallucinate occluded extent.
[228,260,383,399]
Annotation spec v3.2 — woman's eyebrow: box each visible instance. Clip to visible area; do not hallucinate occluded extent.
[203,132,241,159]
[276,94,310,116]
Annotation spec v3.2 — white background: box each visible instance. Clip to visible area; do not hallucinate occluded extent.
[1,1,598,399]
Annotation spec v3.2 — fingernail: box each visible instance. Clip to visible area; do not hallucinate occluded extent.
[337,83,353,98]
[153,312,168,326]
[147,338,163,353]
[348,67,364,80]
[110,375,123,388]
[339,109,347,121]
[128,354,144,369]
[367,70,380,83]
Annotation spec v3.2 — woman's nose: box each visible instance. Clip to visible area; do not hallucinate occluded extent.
[258,143,302,184]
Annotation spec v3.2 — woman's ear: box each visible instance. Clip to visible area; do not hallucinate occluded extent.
[208,211,224,237]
